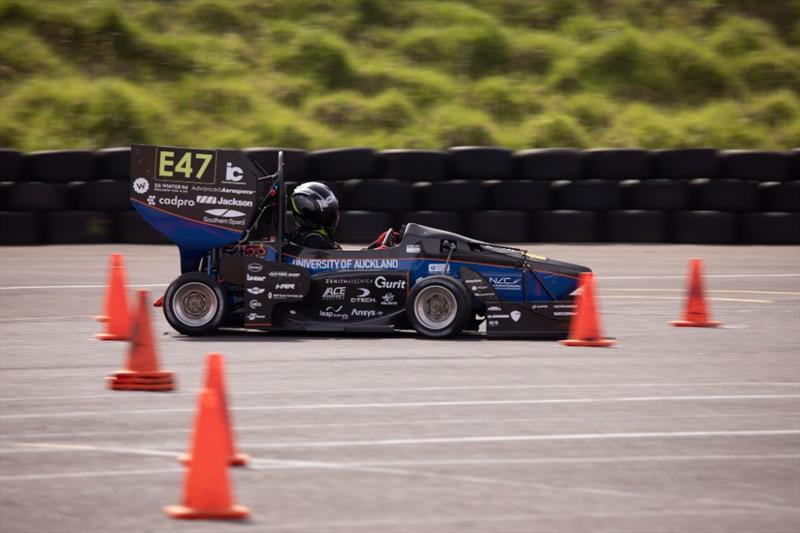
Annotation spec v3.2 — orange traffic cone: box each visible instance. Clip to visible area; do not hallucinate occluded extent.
[670,258,722,328]
[165,388,250,520]
[560,272,615,347]
[95,253,131,341]
[107,290,176,391]
[180,354,249,467]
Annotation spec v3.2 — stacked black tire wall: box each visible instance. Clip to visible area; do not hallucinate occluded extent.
[1,146,798,244]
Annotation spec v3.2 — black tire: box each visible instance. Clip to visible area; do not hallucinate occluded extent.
[603,210,667,242]
[397,211,463,234]
[342,179,416,212]
[790,149,800,180]
[651,148,719,179]
[94,147,131,181]
[584,148,650,180]
[0,211,40,244]
[310,148,376,181]
[720,150,790,182]
[742,212,800,244]
[0,149,23,181]
[164,272,228,336]
[513,148,583,181]
[447,146,513,180]
[71,180,131,211]
[761,181,800,212]
[24,150,95,182]
[553,179,622,210]
[43,211,113,244]
[621,179,690,210]
[336,211,395,243]
[534,210,598,242]
[2,182,69,211]
[244,148,308,180]
[406,275,472,338]
[671,211,738,244]
[485,180,551,210]
[690,179,759,212]
[378,149,448,182]
[421,180,484,211]
[467,211,532,242]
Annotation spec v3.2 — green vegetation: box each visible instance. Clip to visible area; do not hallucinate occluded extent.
[0,0,798,150]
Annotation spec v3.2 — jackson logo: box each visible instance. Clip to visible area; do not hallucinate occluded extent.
[204,208,245,218]
[247,262,263,273]
[510,310,522,322]
[249,299,261,309]
[225,162,244,182]
[247,287,265,295]
[322,287,345,300]
[246,273,265,281]
[374,276,406,290]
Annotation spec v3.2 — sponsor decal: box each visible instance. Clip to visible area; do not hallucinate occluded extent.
[196,195,253,208]
[133,177,149,194]
[246,312,266,321]
[159,195,195,209]
[247,287,265,295]
[381,293,397,306]
[147,195,156,206]
[291,258,399,270]
[225,162,244,182]
[194,185,255,196]
[350,287,374,304]
[351,308,379,318]
[487,314,510,319]
[428,263,449,274]
[275,283,295,290]
[246,273,265,282]
[268,271,301,278]
[322,287,346,300]
[510,310,522,322]
[249,299,261,309]
[465,279,482,284]
[406,244,421,253]
[488,320,499,327]
[488,276,522,292]
[204,208,245,218]
[375,276,406,290]
[487,306,501,311]
[247,262,263,273]
[323,276,371,285]
[319,305,348,319]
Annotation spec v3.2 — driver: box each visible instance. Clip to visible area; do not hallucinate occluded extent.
[288,182,342,250]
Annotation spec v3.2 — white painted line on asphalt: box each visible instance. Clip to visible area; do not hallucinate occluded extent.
[0,315,94,323]
[2,394,798,420]
[603,295,772,303]
[0,283,167,291]
[0,467,184,481]
[605,288,800,296]
[341,453,800,468]
[2,381,797,403]
[599,273,800,280]
[238,429,800,450]
[4,412,798,441]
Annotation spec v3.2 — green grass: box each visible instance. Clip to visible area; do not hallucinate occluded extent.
[0,0,798,151]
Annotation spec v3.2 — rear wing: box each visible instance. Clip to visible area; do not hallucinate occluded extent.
[129,144,284,270]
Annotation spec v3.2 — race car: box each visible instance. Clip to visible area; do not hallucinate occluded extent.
[129,144,590,339]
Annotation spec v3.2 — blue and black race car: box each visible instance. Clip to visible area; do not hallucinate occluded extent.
[130,144,589,339]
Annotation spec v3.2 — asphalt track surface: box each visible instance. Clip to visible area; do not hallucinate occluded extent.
[1,244,798,533]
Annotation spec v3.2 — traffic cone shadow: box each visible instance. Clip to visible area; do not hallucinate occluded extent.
[95,253,131,340]
[670,258,722,328]
[560,272,616,347]
[107,290,176,391]
[180,354,249,467]
[165,388,250,520]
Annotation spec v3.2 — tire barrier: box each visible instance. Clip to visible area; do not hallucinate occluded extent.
[43,211,113,244]
[24,150,95,182]
[671,211,738,244]
[94,147,131,181]
[604,210,667,243]
[378,149,448,182]
[1,146,798,244]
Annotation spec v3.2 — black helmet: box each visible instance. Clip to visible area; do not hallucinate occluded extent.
[290,181,340,234]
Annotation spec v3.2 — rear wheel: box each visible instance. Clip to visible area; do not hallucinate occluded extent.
[164,272,227,336]
[406,276,471,338]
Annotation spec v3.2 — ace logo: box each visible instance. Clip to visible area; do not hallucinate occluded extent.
[322,287,345,300]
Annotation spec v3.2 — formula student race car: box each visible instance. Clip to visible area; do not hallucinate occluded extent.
[129,144,590,339]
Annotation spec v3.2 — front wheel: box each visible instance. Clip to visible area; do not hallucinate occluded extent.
[164,272,227,336]
[406,276,471,338]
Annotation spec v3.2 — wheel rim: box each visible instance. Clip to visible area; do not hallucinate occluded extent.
[414,285,457,330]
[172,282,217,327]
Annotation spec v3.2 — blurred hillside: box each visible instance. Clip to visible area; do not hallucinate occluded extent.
[0,0,798,151]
